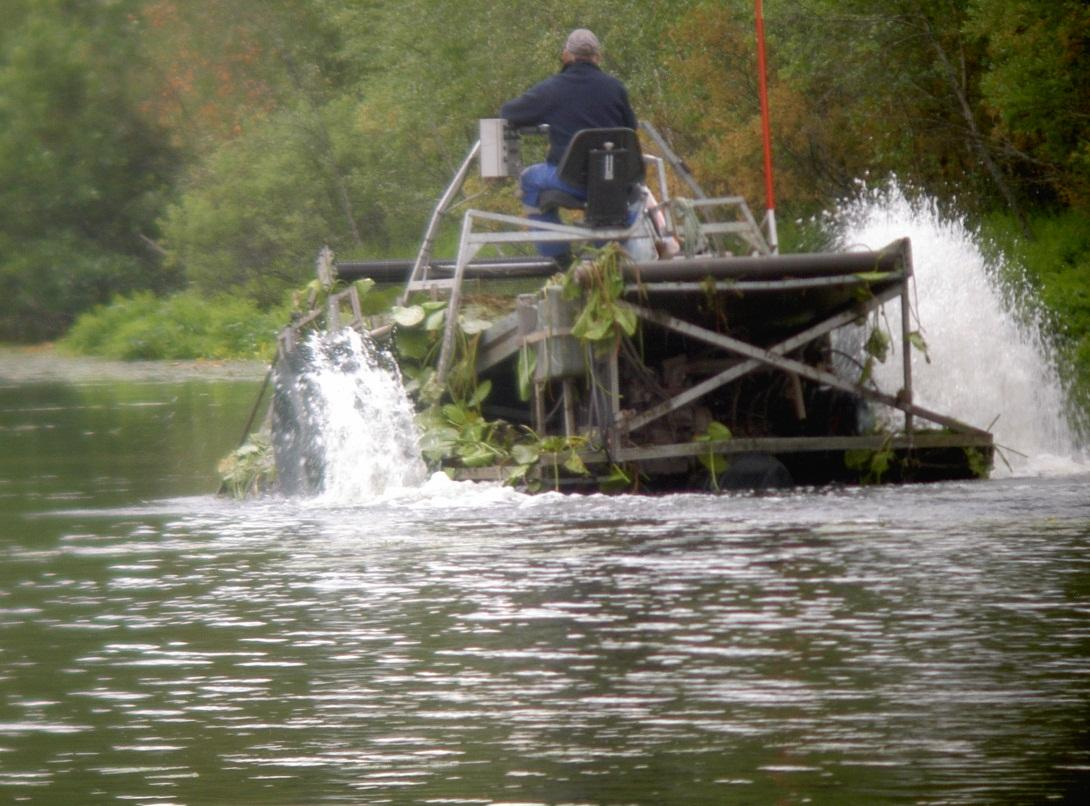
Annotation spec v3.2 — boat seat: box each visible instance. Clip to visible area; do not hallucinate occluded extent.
[537,189,586,211]
[538,127,646,228]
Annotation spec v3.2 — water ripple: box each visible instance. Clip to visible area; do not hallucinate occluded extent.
[1,477,1088,802]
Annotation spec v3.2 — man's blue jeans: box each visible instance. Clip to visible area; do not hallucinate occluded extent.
[519,162,642,258]
[519,162,585,258]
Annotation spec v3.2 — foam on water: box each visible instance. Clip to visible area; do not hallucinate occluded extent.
[831,185,1087,476]
[340,471,531,511]
[294,329,428,501]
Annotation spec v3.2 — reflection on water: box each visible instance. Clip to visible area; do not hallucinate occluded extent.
[1,375,1089,803]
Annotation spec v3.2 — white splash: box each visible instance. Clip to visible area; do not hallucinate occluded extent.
[831,185,1086,476]
[298,329,427,501]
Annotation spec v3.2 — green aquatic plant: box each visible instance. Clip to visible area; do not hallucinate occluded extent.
[560,243,638,351]
[858,308,892,387]
[415,383,513,470]
[391,299,448,405]
[693,420,733,491]
[390,297,498,408]
[700,273,734,333]
[516,344,536,402]
[844,434,895,484]
[217,431,277,497]
[907,330,931,364]
[597,463,635,494]
[671,197,709,257]
[964,445,992,479]
[502,431,590,492]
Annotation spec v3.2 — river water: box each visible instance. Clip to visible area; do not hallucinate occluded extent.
[1,348,1088,805]
[3,199,1090,804]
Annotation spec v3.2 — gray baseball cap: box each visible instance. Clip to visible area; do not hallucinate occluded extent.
[564,28,601,58]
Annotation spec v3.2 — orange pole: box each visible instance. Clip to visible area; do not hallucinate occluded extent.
[755,0,778,251]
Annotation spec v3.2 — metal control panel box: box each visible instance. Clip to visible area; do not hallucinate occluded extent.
[479,118,520,178]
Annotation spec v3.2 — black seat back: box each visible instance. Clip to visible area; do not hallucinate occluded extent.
[555,127,644,228]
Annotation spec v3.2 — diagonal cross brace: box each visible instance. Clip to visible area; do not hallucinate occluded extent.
[624,300,989,437]
[619,284,903,434]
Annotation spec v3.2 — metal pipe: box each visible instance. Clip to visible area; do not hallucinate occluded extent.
[619,240,908,282]
[435,215,483,386]
[342,241,909,286]
[335,256,558,283]
[899,238,915,438]
[401,139,481,304]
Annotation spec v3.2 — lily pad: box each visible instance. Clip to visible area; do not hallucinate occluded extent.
[391,305,425,327]
[459,316,493,335]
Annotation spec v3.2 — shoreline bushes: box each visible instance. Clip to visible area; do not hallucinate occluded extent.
[60,291,286,362]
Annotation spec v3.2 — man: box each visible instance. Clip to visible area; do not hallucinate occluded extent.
[500,28,638,256]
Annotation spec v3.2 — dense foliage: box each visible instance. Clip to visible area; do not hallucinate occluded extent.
[3,0,1088,403]
[979,209,1090,423]
[0,0,180,341]
[60,291,286,361]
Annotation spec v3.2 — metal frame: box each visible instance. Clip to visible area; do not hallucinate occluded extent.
[380,122,990,483]
[407,135,774,386]
[487,238,989,470]
[265,120,994,492]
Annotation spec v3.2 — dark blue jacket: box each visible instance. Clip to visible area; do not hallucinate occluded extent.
[501,61,638,165]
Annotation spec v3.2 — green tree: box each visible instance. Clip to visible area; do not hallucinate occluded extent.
[160,0,710,304]
[966,0,1090,209]
[153,0,395,302]
[657,1,790,204]
[0,1,179,341]
[162,97,405,306]
[748,1,1000,209]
